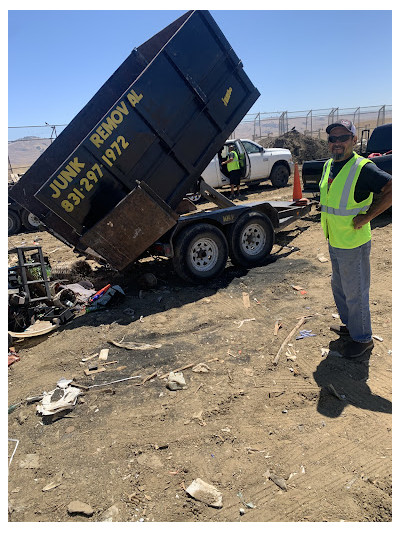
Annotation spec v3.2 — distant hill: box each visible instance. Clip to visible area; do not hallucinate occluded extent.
[8,136,52,176]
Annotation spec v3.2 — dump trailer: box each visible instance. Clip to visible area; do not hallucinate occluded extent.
[10,10,311,283]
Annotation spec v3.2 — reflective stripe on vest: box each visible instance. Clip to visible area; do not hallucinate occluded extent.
[320,205,370,216]
[320,156,372,216]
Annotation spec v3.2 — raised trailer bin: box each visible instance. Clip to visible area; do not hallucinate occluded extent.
[10,10,260,270]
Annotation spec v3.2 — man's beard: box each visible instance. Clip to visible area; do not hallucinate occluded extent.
[331,151,345,161]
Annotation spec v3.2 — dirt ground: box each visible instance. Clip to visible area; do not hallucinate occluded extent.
[8,178,392,523]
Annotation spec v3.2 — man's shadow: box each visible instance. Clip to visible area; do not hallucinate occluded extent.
[313,338,392,418]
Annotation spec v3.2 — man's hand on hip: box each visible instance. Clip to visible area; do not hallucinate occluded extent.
[353,214,370,229]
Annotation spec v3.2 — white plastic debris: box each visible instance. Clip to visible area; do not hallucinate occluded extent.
[37,384,81,416]
[56,378,73,389]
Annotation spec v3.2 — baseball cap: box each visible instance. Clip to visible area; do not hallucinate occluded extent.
[326,119,356,135]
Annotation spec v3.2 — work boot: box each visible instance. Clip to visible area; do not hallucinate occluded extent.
[341,339,374,359]
[330,324,350,336]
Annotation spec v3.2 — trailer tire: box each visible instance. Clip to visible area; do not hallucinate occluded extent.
[8,210,22,236]
[172,223,228,283]
[21,210,43,232]
[270,164,289,188]
[228,211,274,267]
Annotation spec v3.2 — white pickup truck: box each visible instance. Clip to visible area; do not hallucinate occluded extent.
[199,138,294,191]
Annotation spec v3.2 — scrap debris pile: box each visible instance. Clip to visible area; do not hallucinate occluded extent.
[8,245,124,359]
[259,130,331,164]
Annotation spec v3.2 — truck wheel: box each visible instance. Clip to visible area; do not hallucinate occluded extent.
[21,210,42,232]
[270,164,289,188]
[8,210,22,235]
[228,211,274,267]
[172,223,228,283]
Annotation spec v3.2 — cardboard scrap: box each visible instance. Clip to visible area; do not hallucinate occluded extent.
[242,292,251,308]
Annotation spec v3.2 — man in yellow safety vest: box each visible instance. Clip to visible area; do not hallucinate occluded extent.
[221,145,242,200]
[319,119,391,358]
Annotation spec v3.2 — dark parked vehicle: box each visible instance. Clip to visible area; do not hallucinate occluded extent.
[8,179,43,235]
[302,123,392,193]
[10,10,312,283]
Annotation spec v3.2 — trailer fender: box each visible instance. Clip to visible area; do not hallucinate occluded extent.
[247,203,280,228]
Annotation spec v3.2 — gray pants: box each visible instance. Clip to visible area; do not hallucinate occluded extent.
[328,241,372,343]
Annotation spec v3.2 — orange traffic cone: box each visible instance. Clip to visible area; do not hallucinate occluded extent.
[292,163,308,205]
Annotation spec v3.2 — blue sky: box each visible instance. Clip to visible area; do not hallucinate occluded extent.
[8,9,392,141]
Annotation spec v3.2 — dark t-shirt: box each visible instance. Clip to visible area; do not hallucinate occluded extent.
[329,155,391,202]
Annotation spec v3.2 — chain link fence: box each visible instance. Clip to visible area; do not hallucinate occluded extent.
[8,104,391,177]
[230,104,392,142]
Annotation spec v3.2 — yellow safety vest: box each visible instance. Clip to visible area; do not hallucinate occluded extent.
[319,152,374,249]
[227,150,240,172]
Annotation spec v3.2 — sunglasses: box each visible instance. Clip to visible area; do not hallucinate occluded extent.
[328,134,353,143]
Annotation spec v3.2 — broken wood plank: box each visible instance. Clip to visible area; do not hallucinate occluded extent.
[108,340,162,350]
[273,317,306,366]
[99,349,109,361]
[81,353,99,362]
[242,292,251,308]
[136,371,158,386]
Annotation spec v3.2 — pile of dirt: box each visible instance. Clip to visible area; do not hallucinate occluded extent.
[259,131,331,164]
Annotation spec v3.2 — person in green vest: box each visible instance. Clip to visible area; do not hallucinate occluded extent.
[221,145,242,200]
[319,119,392,358]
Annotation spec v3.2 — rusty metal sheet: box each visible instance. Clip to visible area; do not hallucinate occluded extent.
[80,185,178,271]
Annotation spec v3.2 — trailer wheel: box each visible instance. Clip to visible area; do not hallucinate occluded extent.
[228,211,274,267]
[270,164,289,188]
[172,223,228,283]
[21,210,43,232]
[8,210,22,235]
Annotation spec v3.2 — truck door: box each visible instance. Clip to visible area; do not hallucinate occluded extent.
[225,140,250,180]
[241,140,268,180]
